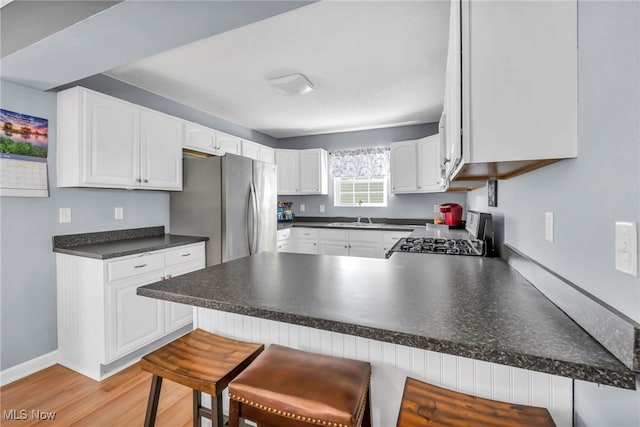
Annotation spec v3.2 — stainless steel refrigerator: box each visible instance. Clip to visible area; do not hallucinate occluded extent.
[170,154,277,266]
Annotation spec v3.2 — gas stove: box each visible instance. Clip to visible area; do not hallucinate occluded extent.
[386,237,486,257]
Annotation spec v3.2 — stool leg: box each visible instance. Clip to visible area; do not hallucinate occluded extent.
[211,393,224,427]
[192,390,203,427]
[144,375,163,427]
[361,385,372,427]
[228,399,240,427]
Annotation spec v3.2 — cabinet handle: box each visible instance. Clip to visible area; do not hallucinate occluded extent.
[181,253,192,257]
[417,186,421,189]
[134,264,147,269]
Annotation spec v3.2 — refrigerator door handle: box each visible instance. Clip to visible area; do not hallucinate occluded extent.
[246,184,254,255]
[250,180,259,254]
[252,181,260,253]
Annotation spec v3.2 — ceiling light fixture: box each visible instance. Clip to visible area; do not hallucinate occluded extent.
[267,73,315,96]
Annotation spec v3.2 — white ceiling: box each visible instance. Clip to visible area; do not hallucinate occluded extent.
[106,1,450,139]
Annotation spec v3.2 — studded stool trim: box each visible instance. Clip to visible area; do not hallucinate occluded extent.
[229,375,371,427]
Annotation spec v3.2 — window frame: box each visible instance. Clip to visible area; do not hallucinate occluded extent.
[333,176,388,207]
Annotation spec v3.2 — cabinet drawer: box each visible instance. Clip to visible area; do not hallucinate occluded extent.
[295,228,319,239]
[165,243,205,267]
[277,228,291,241]
[108,253,164,282]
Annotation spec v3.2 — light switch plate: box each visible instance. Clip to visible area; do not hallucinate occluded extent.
[59,208,71,224]
[319,204,325,213]
[300,204,305,213]
[115,207,124,220]
[544,212,554,242]
[615,222,638,276]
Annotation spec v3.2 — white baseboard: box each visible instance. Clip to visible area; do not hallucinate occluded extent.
[0,350,59,387]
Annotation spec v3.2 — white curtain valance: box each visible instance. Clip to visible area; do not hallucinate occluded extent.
[329,147,390,177]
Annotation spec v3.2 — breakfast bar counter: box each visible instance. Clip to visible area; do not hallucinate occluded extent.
[138,251,636,426]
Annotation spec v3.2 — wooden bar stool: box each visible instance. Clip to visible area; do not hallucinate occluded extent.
[396,377,556,427]
[228,344,372,427]
[140,329,264,427]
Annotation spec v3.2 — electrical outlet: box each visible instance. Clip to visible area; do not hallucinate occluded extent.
[434,204,440,213]
[319,205,325,213]
[615,222,638,276]
[115,207,124,220]
[59,208,71,224]
[544,212,554,242]
[300,204,305,213]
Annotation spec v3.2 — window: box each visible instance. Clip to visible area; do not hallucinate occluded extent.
[334,176,387,207]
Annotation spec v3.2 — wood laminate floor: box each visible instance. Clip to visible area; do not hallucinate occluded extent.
[0,363,193,426]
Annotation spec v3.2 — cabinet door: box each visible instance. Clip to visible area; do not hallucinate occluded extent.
[83,90,139,187]
[297,239,318,254]
[163,260,202,333]
[417,135,443,192]
[184,122,219,154]
[277,240,295,253]
[319,240,349,256]
[275,149,300,195]
[349,242,382,259]
[140,110,183,190]
[299,149,325,194]
[259,146,275,164]
[217,132,241,155]
[390,141,418,193]
[241,140,260,160]
[106,276,165,362]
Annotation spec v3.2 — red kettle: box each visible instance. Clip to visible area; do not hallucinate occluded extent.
[439,203,463,226]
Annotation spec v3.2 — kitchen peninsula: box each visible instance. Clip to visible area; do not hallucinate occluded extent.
[138,251,635,427]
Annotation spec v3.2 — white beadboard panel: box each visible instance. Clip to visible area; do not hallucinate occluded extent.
[197,308,573,427]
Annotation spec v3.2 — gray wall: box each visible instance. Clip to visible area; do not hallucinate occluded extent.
[277,124,467,219]
[0,80,171,370]
[466,1,640,424]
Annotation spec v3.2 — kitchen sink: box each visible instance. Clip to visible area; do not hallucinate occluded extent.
[327,222,385,229]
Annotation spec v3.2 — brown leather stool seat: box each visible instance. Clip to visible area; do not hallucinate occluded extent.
[140,329,264,427]
[396,377,556,427]
[228,344,372,427]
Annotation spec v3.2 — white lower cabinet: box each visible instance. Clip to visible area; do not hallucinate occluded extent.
[318,229,383,259]
[382,231,411,257]
[295,228,319,254]
[277,228,296,253]
[57,242,205,381]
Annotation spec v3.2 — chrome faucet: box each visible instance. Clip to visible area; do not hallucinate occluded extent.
[356,216,373,224]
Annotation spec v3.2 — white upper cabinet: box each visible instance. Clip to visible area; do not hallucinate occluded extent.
[140,110,183,190]
[275,149,300,194]
[390,141,418,193]
[216,132,242,155]
[57,87,183,190]
[242,140,260,160]
[450,0,577,181]
[258,145,275,164]
[184,122,220,155]
[390,135,443,194]
[275,148,328,195]
[299,149,328,194]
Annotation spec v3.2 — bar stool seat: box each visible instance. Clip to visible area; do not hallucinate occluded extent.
[228,344,372,427]
[396,377,556,427]
[140,329,264,427]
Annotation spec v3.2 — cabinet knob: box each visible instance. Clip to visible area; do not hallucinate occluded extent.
[313,243,317,246]
[166,274,172,279]
[136,178,142,183]
[344,246,348,248]
[160,275,166,280]
[143,179,148,183]
[417,186,421,189]
[393,187,396,190]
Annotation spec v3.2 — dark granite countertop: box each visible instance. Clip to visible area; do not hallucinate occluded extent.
[137,251,635,389]
[53,226,209,260]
